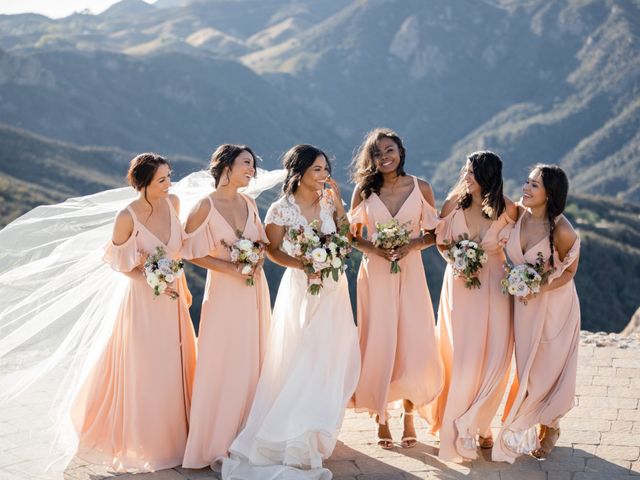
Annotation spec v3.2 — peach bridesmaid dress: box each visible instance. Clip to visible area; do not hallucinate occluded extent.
[181,194,271,468]
[425,206,514,462]
[349,176,444,423]
[493,215,580,463]
[72,198,197,472]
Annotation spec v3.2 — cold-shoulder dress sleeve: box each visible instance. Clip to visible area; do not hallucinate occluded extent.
[103,232,142,272]
[419,197,440,231]
[547,235,580,283]
[348,198,368,237]
[181,199,217,260]
[434,207,457,246]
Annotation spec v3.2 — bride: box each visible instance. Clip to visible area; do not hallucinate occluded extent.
[222,144,361,480]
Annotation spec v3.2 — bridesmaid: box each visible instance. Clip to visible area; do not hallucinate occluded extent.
[493,165,580,462]
[181,144,271,468]
[349,128,444,449]
[71,153,197,472]
[425,151,517,462]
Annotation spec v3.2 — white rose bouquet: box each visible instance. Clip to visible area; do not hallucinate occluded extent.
[370,219,411,274]
[222,236,266,286]
[443,234,488,289]
[143,246,184,299]
[285,219,352,295]
[501,251,550,305]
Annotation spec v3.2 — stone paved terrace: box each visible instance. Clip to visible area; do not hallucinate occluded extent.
[2,332,639,480]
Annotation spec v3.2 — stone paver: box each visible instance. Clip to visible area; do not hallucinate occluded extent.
[1,334,639,479]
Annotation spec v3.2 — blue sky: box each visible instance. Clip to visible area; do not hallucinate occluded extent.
[0,1,156,18]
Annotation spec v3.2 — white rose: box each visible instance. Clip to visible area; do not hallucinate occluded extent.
[311,248,327,263]
[466,249,476,260]
[241,265,253,275]
[304,229,315,240]
[238,239,253,251]
[157,258,172,272]
[164,273,175,283]
[460,239,469,247]
[328,242,337,253]
[312,235,320,244]
[248,252,260,263]
[331,257,342,269]
[146,272,160,287]
[468,241,478,249]
[515,282,529,296]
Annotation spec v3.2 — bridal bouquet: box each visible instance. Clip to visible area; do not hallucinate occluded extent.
[443,234,488,289]
[284,220,352,295]
[370,219,411,273]
[222,236,266,286]
[143,246,184,299]
[501,252,549,305]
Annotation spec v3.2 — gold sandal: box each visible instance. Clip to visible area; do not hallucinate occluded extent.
[532,425,560,458]
[401,411,417,448]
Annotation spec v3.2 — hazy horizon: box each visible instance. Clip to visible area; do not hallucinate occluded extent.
[0,0,156,19]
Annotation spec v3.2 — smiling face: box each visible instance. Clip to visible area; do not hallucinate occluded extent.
[522,168,547,208]
[145,163,172,198]
[462,159,479,196]
[225,150,256,188]
[372,137,402,174]
[299,154,330,192]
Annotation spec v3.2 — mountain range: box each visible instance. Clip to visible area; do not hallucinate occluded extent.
[0,0,638,331]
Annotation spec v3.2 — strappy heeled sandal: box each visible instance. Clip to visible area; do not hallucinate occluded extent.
[400,411,417,448]
[376,415,393,450]
[532,425,560,459]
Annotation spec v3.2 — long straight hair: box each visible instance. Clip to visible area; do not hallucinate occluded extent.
[533,164,569,268]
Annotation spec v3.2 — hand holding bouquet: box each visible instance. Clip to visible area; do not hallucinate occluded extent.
[143,246,184,299]
[501,252,550,305]
[284,220,352,295]
[223,236,266,286]
[370,219,411,273]
[443,234,488,289]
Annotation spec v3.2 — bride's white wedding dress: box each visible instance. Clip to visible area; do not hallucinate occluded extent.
[221,193,361,480]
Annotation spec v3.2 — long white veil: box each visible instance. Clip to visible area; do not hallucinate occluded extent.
[0,168,286,479]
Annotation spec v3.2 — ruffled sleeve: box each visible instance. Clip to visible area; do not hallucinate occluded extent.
[180,202,217,260]
[420,199,440,231]
[435,208,457,246]
[547,235,581,282]
[497,213,515,248]
[102,233,142,272]
[348,199,368,236]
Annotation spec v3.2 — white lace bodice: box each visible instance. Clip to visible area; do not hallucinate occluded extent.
[265,194,337,233]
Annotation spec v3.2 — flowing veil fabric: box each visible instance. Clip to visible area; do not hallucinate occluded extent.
[0,168,286,479]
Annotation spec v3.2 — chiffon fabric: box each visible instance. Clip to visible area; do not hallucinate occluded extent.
[349,176,444,423]
[221,193,361,480]
[182,194,272,468]
[425,206,514,462]
[493,214,581,463]
[71,197,197,472]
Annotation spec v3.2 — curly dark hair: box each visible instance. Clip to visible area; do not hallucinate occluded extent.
[209,144,257,187]
[281,144,330,195]
[449,150,505,220]
[351,128,406,199]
